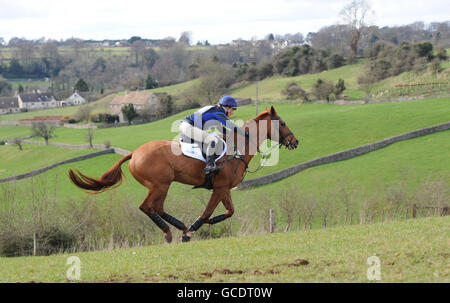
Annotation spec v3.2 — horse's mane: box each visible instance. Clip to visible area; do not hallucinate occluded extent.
[243,109,271,126]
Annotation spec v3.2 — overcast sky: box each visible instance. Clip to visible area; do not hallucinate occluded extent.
[0,0,448,44]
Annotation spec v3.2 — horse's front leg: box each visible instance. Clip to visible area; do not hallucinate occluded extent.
[207,190,234,225]
[182,188,227,242]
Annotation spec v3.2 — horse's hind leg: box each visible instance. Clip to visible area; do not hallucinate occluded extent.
[139,185,173,243]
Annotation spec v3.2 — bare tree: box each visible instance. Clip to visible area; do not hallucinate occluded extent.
[31,122,56,145]
[85,127,94,148]
[130,40,146,67]
[340,0,374,57]
[10,138,23,151]
[76,105,94,123]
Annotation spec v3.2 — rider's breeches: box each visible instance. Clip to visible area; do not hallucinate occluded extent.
[179,121,219,156]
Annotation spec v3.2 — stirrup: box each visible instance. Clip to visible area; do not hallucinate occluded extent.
[204,163,222,174]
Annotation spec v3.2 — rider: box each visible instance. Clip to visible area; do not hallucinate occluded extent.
[179,96,249,175]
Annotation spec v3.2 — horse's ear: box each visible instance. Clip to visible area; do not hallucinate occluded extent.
[270,106,277,116]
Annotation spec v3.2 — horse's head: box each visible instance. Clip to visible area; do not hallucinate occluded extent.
[265,106,299,150]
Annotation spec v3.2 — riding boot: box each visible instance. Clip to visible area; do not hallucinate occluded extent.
[204,140,222,175]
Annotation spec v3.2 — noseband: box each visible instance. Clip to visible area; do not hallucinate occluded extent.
[270,115,294,149]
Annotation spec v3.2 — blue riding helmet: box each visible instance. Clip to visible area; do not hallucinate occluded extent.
[219,96,238,110]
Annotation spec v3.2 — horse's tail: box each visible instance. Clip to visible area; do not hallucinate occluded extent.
[68,153,132,194]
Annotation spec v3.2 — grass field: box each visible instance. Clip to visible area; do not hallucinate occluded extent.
[0,216,447,282]
[232,60,367,100]
[0,117,447,234]
[232,59,450,101]
[0,143,101,178]
[2,97,448,180]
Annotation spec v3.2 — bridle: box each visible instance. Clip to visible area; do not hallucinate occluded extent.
[219,111,298,177]
[256,114,295,154]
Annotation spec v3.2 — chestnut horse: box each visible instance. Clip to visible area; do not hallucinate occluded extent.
[68,106,299,242]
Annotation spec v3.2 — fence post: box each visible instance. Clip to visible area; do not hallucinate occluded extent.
[269,209,275,233]
[33,233,37,256]
[412,204,417,219]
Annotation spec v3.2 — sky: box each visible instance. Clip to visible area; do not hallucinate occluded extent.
[0,0,448,44]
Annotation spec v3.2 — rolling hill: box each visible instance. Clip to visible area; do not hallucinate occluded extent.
[0,216,447,282]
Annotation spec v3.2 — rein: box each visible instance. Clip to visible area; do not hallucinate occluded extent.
[218,111,296,178]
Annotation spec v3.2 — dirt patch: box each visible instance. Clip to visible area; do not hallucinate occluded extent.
[288,259,309,267]
[200,268,245,278]
[266,269,281,275]
[167,274,178,280]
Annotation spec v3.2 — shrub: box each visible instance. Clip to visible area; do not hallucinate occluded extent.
[38,227,76,255]
[327,54,345,69]
[311,79,335,102]
[281,82,309,101]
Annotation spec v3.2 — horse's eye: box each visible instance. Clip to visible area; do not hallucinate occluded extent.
[281,122,286,127]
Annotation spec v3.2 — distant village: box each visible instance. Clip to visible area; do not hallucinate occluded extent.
[0,91,90,115]
[0,89,178,124]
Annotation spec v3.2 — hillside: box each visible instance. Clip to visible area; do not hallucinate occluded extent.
[0,108,447,247]
[3,97,448,179]
[0,216,448,282]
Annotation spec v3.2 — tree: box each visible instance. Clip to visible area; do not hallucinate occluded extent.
[335,79,346,97]
[312,79,335,102]
[128,36,142,44]
[121,104,138,125]
[156,94,173,118]
[357,74,376,100]
[76,105,94,122]
[0,77,12,96]
[178,31,191,45]
[10,138,23,151]
[31,122,56,145]
[130,40,146,67]
[281,82,309,101]
[197,61,234,105]
[145,74,157,89]
[266,33,275,41]
[74,78,89,92]
[85,127,94,148]
[340,0,373,57]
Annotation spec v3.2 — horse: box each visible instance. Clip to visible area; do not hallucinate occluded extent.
[68,106,299,243]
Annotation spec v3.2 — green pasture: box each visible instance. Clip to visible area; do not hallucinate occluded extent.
[0,143,101,178]
[232,60,367,100]
[2,97,448,181]
[0,216,448,282]
[1,119,448,226]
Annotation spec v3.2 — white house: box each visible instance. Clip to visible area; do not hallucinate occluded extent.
[17,93,58,110]
[61,92,87,106]
[0,97,21,115]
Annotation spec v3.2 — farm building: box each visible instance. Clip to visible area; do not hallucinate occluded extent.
[109,91,167,122]
[0,97,20,115]
[61,92,88,106]
[17,93,58,110]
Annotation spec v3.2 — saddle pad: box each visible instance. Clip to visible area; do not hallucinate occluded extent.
[180,134,227,163]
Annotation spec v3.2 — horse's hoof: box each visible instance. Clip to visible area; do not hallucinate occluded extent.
[181,234,191,242]
[164,232,173,243]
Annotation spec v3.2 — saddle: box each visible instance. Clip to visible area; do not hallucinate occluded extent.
[180,133,227,190]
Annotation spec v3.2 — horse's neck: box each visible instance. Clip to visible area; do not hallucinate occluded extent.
[240,116,269,164]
